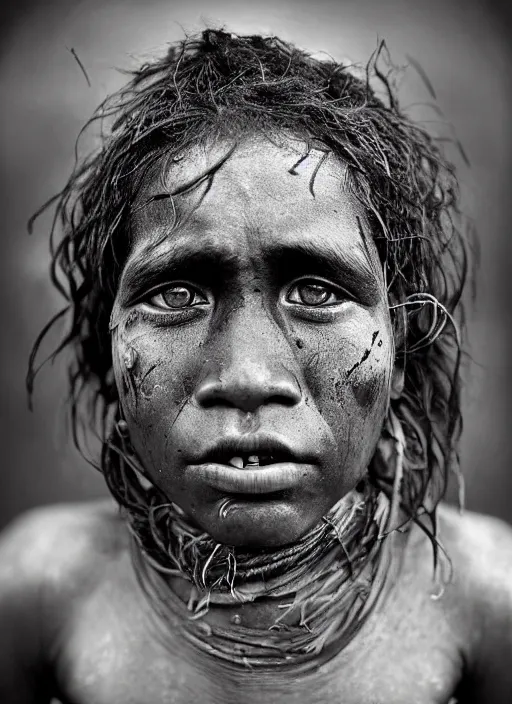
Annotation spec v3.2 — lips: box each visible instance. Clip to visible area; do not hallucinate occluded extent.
[196,433,305,467]
[189,433,315,494]
[195,461,308,493]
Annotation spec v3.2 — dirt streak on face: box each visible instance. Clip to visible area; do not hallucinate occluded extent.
[110,135,399,548]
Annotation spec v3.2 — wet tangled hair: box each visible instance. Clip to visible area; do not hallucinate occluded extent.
[28,29,470,531]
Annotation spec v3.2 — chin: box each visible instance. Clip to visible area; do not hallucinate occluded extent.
[196,497,323,549]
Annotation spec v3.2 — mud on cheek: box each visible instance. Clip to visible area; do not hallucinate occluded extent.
[111,314,199,433]
[111,316,168,414]
[349,364,390,409]
[313,333,392,471]
[343,326,394,409]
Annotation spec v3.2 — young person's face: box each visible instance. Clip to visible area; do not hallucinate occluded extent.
[111,136,397,548]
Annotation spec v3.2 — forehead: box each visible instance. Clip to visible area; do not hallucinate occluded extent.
[127,136,382,285]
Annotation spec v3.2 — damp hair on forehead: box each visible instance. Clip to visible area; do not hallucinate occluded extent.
[27,29,472,526]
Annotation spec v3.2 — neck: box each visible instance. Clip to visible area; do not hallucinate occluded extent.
[167,573,300,631]
[129,483,402,672]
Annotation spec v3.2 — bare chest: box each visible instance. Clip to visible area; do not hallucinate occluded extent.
[55,575,464,704]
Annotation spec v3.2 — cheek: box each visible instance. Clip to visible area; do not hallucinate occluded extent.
[349,361,389,409]
[111,315,198,432]
[301,320,393,441]
[341,331,393,412]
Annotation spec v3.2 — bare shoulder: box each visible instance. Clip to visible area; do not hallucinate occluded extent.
[398,503,512,652]
[0,498,130,636]
[393,504,512,702]
[435,504,512,701]
[0,499,129,700]
[436,502,512,604]
[0,499,129,598]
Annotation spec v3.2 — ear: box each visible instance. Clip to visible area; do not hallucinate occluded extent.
[390,364,404,400]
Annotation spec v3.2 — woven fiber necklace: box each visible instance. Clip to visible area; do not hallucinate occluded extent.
[105,411,406,673]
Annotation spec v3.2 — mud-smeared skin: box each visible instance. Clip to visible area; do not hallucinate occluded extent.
[346,329,380,378]
[111,136,399,549]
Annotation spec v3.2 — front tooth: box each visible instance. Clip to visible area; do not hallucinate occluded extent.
[246,455,260,466]
[228,456,244,469]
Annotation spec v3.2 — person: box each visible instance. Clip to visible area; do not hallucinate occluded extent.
[0,28,511,704]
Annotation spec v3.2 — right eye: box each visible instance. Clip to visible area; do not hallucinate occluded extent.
[147,284,208,311]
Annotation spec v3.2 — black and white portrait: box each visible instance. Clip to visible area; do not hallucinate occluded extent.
[0,2,511,702]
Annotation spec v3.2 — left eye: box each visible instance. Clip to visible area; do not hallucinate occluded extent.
[148,284,207,310]
[286,281,344,307]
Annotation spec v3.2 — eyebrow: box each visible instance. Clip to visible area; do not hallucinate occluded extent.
[261,241,383,306]
[119,236,383,307]
[119,241,240,302]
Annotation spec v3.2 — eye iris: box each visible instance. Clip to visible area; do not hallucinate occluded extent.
[299,283,329,306]
[161,286,192,308]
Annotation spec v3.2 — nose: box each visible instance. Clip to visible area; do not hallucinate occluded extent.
[194,307,302,413]
[195,360,301,412]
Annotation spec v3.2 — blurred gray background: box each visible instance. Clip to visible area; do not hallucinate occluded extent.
[0,0,511,530]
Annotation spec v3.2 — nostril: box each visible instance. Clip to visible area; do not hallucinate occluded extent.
[197,395,238,410]
[267,393,297,408]
[195,377,301,413]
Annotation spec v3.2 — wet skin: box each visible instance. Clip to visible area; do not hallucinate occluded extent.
[2,136,512,703]
[111,135,399,548]
[5,499,512,704]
